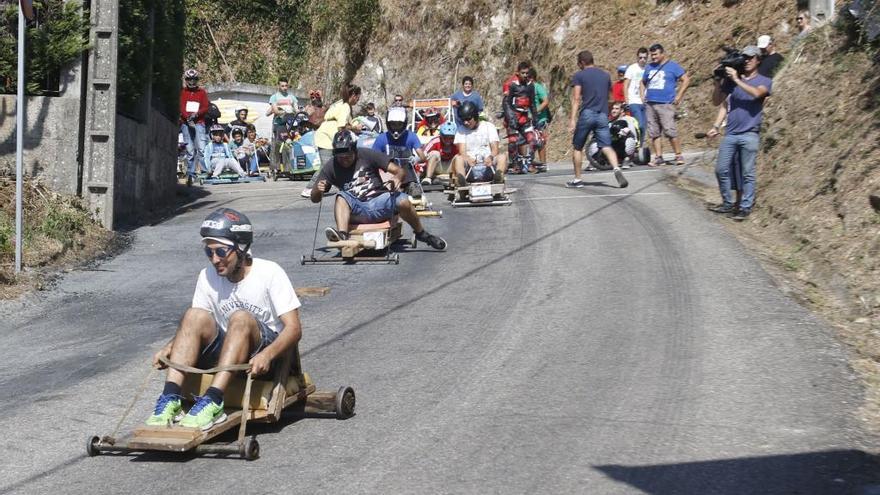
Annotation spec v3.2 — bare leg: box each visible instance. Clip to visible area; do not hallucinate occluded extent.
[572,149,584,179]
[210,311,262,392]
[495,153,508,174]
[398,198,424,233]
[652,136,663,163]
[426,155,439,179]
[671,136,683,156]
[601,146,620,170]
[334,195,352,231]
[166,308,218,387]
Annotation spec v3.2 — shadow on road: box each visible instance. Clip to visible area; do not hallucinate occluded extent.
[594,449,880,494]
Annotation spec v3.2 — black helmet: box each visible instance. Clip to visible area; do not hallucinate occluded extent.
[459,101,478,121]
[332,130,357,154]
[293,111,311,133]
[200,208,253,252]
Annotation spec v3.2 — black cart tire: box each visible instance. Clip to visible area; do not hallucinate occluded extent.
[242,437,260,460]
[335,386,356,420]
[86,435,100,457]
[300,255,306,265]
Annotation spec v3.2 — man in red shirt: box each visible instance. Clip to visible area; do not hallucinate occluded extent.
[611,65,627,104]
[502,61,539,173]
[421,121,459,185]
[179,68,211,185]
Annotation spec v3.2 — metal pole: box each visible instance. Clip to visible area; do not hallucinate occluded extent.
[15,7,25,275]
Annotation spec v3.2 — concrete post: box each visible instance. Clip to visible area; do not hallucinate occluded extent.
[81,0,118,228]
[810,0,837,23]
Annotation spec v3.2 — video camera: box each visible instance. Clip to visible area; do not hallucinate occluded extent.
[713,47,746,81]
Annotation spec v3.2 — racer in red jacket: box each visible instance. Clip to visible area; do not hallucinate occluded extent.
[179,68,211,183]
[502,61,539,173]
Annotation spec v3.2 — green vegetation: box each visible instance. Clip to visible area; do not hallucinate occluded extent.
[182,0,380,88]
[117,0,186,118]
[0,0,90,95]
[0,211,12,255]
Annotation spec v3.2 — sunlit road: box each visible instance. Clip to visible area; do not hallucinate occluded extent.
[1,163,877,494]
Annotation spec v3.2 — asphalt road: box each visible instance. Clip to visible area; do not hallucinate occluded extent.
[1,163,878,494]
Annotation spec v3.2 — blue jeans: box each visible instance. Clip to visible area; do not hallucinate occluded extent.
[715,132,759,210]
[572,108,611,151]
[628,104,647,145]
[181,123,207,177]
[339,190,407,224]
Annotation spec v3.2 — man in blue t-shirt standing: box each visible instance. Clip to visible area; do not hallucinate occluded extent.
[451,76,484,131]
[640,43,690,166]
[567,50,628,189]
[706,45,772,221]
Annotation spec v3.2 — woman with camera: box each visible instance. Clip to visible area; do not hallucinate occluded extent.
[706,45,772,221]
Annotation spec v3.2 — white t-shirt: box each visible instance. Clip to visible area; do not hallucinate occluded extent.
[453,121,499,159]
[191,258,301,335]
[624,63,645,105]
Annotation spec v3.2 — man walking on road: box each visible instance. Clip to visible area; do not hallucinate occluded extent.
[640,44,690,166]
[567,50,628,189]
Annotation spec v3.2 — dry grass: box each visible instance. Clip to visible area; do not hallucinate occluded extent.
[0,176,114,298]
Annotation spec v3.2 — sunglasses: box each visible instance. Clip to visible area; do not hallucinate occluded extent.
[204,245,234,259]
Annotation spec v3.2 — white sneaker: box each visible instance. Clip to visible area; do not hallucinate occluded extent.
[300,188,311,198]
[421,178,432,185]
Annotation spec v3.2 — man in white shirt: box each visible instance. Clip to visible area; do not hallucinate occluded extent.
[624,47,648,145]
[450,101,508,186]
[147,208,303,430]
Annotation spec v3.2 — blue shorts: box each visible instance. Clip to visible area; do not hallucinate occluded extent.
[339,190,407,224]
[197,314,277,369]
[572,108,612,151]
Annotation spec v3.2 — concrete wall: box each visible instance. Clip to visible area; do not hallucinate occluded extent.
[113,108,178,226]
[0,95,80,195]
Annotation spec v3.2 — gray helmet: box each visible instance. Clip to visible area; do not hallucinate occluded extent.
[332,129,357,154]
[200,208,253,252]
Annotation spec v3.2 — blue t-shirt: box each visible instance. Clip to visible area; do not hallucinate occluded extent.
[372,131,422,161]
[451,90,485,129]
[642,60,686,103]
[571,67,611,113]
[722,74,772,134]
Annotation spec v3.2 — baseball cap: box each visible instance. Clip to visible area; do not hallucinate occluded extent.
[742,45,761,57]
[757,35,772,49]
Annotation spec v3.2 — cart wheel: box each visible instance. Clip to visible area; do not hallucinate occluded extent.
[411,236,417,248]
[198,178,205,185]
[335,386,356,420]
[242,437,260,460]
[300,255,306,265]
[86,435,100,457]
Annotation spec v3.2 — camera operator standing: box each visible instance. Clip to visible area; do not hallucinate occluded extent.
[706,45,772,221]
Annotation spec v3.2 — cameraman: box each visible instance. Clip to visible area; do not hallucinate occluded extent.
[706,45,772,221]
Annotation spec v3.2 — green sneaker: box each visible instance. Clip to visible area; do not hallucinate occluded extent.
[179,396,227,431]
[145,394,183,426]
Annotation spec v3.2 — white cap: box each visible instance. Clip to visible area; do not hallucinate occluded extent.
[757,35,772,48]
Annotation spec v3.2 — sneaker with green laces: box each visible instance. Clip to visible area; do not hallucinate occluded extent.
[145,393,183,426]
[179,395,227,430]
